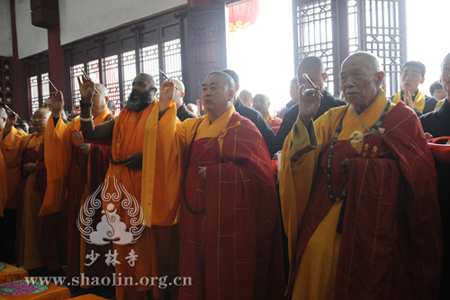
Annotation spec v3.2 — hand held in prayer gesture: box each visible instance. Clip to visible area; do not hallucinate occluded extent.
[23,163,36,173]
[50,91,64,118]
[159,80,175,112]
[298,84,321,126]
[77,75,96,103]
[404,90,414,109]
[124,152,143,170]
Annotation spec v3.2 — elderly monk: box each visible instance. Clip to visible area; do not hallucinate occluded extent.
[239,89,253,107]
[0,108,27,264]
[252,93,282,134]
[280,52,442,299]
[44,85,114,285]
[153,71,286,300]
[72,73,179,300]
[420,53,450,299]
[1,108,66,274]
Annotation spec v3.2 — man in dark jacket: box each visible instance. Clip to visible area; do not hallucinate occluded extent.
[271,57,346,156]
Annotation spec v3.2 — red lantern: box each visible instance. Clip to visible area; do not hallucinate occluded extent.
[228,0,260,33]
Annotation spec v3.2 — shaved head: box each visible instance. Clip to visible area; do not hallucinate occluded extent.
[239,90,252,98]
[298,56,324,74]
[0,108,6,119]
[440,53,450,95]
[239,90,252,107]
[342,52,382,74]
[172,79,185,94]
[252,93,270,118]
[95,83,108,97]
[0,108,7,131]
[136,73,155,87]
[92,83,109,116]
[202,71,236,122]
[126,73,157,112]
[31,108,50,135]
[36,107,51,117]
[207,71,236,92]
[297,56,328,94]
[441,53,450,72]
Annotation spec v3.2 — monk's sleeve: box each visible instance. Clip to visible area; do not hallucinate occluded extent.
[289,117,318,162]
[41,116,77,216]
[0,127,27,216]
[142,100,183,226]
[279,112,334,279]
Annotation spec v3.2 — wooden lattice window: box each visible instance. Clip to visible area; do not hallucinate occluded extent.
[66,10,183,113]
[293,0,406,96]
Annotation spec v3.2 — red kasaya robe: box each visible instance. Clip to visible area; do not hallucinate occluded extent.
[156,105,286,300]
[265,113,282,135]
[282,101,442,299]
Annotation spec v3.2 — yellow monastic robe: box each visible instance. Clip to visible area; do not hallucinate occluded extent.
[280,90,394,298]
[0,127,27,216]
[435,99,445,110]
[43,108,111,216]
[392,90,426,113]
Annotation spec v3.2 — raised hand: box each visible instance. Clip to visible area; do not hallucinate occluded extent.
[159,80,176,112]
[4,111,18,133]
[298,84,321,126]
[77,75,96,103]
[50,91,64,118]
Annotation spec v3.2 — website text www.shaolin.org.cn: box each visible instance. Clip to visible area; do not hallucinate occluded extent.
[25,273,192,289]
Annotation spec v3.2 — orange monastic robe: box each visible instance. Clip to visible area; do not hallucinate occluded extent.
[0,127,27,215]
[44,109,113,282]
[2,132,46,270]
[106,101,179,300]
[0,127,27,264]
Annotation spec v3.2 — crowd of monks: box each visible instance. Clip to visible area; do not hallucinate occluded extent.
[1,50,450,300]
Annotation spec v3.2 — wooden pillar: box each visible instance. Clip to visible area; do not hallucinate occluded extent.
[48,26,70,111]
[9,0,29,119]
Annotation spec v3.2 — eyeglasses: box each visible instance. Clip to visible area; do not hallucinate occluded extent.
[31,115,47,120]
